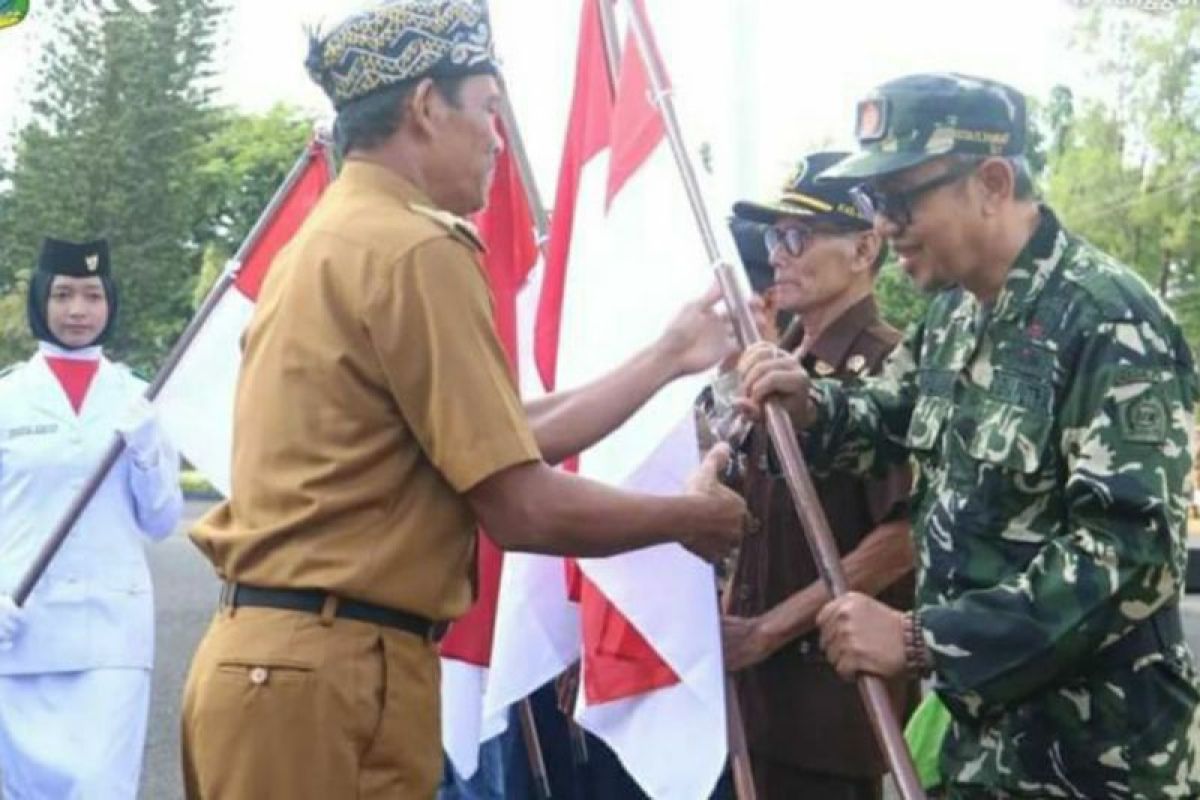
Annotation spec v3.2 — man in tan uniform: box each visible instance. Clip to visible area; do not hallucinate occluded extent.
[180,3,745,799]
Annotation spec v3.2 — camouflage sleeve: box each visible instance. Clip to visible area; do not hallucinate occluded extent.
[807,320,922,477]
[921,319,1195,711]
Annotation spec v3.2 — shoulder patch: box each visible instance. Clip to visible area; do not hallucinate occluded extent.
[1117,390,1168,445]
[409,202,486,253]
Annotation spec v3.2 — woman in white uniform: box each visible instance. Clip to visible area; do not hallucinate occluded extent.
[0,237,183,799]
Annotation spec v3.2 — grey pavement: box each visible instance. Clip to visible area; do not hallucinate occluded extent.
[133,515,1200,799]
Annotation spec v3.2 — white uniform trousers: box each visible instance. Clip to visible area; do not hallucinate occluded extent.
[0,668,150,799]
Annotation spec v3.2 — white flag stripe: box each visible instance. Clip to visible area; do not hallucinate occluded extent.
[576,678,723,800]
[481,257,579,725]
[156,285,255,497]
[577,414,723,680]
[484,551,580,722]
[441,661,508,780]
[560,140,727,795]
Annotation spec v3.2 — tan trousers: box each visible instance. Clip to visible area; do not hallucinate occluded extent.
[181,606,441,799]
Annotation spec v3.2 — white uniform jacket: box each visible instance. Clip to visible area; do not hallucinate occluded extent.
[0,354,182,674]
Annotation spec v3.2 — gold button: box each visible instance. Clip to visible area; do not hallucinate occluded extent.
[249,667,268,685]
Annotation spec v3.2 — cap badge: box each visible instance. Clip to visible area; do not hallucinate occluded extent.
[85,254,99,272]
[856,99,887,142]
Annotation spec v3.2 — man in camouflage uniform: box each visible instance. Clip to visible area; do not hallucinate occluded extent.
[738,73,1200,798]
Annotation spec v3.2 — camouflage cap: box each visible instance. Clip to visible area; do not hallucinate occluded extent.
[818,73,1026,182]
[306,0,498,110]
[733,151,871,230]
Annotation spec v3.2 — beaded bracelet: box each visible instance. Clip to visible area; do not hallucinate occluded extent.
[903,611,934,678]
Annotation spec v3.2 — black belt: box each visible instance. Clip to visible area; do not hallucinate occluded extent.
[1093,602,1184,672]
[221,583,448,642]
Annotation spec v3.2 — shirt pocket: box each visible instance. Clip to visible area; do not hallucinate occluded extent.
[906,394,952,453]
[964,394,1053,475]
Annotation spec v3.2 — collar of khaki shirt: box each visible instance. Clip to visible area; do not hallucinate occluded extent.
[338,158,486,253]
[339,158,435,207]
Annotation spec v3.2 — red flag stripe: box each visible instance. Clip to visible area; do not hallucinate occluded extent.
[534,0,614,392]
[539,0,683,708]
[582,1,683,708]
[233,141,335,302]
[605,19,665,207]
[581,575,679,705]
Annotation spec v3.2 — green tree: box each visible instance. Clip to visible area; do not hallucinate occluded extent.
[193,104,314,257]
[187,104,315,309]
[1041,9,1200,349]
[0,271,31,367]
[874,259,930,334]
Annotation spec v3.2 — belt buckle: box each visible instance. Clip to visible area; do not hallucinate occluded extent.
[219,582,237,608]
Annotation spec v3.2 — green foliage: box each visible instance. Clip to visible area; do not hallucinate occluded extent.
[193,242,227,310]
[1039,9,1200,351]
[0,272,32,366]
[193,104,313,256]
[874,259,931,334]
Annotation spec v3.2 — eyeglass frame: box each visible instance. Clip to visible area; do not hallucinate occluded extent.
[850,157,984,230]
[763,221,865,259]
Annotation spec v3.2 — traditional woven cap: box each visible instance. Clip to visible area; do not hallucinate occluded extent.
[306,0,498,110]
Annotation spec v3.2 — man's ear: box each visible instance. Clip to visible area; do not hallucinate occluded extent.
[976,157,1015,213]
[406,77,441,139]
[853,230,880,274]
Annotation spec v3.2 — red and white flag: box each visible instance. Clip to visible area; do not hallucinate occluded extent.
[439,121,543,778]
[527,1,729,797]
[479,0,620,738]
[157,139,334,495]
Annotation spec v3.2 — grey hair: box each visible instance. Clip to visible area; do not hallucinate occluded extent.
[333,75,468,156]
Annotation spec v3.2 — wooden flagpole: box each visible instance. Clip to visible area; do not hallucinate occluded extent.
[616,3,926,798]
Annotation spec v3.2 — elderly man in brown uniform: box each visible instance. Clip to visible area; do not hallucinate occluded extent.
[179,3,746,799]
[720,152,917,800]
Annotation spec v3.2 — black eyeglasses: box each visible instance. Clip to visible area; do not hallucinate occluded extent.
[763,224,855,258]
[850,158,981,229]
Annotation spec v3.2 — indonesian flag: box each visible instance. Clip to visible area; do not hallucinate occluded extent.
[439,121,542,778]
[530,1,728,797]
[157,139,334,495]
[479,0,618,743]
